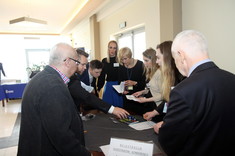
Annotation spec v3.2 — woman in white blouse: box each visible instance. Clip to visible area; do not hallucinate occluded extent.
[132,48,164,117]
[142,41,185,123]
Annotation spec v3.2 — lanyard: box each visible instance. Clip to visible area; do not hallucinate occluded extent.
[126,68,132,80]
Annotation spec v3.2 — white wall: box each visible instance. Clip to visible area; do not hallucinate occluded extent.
[0,35,70,82]
[182,0,235,74]
[70,0,235,74]
[71,19,91,56]
[99,0,160,60]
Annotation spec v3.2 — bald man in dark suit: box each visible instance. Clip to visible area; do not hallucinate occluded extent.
[157,30,235,156]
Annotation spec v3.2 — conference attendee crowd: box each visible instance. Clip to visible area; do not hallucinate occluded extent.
[18,30,235,156]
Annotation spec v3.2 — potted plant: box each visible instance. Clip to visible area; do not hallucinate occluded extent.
[26,62,46,78]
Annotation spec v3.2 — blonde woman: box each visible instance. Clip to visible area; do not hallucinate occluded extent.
[132,48,164,115]
[97,40,123,107]
[118,47,146,115]
[143,41,185,123]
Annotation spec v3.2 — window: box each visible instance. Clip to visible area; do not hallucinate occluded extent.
[25,49,50,79]
[117,27,146,61]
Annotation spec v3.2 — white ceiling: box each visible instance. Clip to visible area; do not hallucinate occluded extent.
[0,0,107,35]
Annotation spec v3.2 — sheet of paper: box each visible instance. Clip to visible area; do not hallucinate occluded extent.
[129,121,156,131]
[109,138,153,156]
[100,144,110,156]
[80,81,94,93]
[126,95,139,101]
[112,81,125,93]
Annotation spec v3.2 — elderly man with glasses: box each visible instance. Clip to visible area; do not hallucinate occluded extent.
[18,43,92,156]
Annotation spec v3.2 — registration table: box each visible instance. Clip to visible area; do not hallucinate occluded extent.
[0,83,27,106]
[83,113,166,156]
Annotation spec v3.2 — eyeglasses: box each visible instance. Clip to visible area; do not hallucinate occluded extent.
[79,62,87,67]
[69,57,80,65]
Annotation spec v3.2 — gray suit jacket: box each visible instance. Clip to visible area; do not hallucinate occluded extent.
[159,62,235,156]
[18,65,90,156]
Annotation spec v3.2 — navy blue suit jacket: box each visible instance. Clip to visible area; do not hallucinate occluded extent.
[158,62,235,156]
[79,64,98,96]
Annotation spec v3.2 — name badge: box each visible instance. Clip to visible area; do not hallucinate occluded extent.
[163,102,168,113]
[114,63,119,67]
[127,86,133,90]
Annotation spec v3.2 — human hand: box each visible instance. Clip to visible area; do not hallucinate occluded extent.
[124,80,136,86]
[153,121,163,134]
[132,91,142,97]
[123,90,129,95]
[91,89,96,94]
[143,111,154,120]
[143,110,159,120]
[112,107,130,119]
[136,97,147,103]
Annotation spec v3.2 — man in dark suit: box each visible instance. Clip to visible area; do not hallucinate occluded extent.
[18,43,91,156]
[157,30,235,156]
[79,59,103,97]
[68,49,129,118]
[0,62,6,84]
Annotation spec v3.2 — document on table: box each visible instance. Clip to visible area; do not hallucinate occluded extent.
[126,95,139,101]
[112,81,125,93]
[100,144,110,156]
[129,121,156,130]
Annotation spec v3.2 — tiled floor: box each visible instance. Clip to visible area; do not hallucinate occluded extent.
[0,99,21,156]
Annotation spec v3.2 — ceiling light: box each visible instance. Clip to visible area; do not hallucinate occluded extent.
[9,17,47,26]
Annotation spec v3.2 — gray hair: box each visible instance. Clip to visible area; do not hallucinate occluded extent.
[172,30,209,58]
[49,43,75,66]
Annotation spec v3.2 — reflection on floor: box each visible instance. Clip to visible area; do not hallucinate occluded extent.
[0,99,21,156]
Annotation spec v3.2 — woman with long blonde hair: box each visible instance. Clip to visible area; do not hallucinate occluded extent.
[97,40,123,107]
[143,41,185,122]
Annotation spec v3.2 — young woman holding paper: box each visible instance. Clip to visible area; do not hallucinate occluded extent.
[132,48,164,119]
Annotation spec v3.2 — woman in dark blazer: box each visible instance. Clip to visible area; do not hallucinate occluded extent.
[98,40,123,107]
